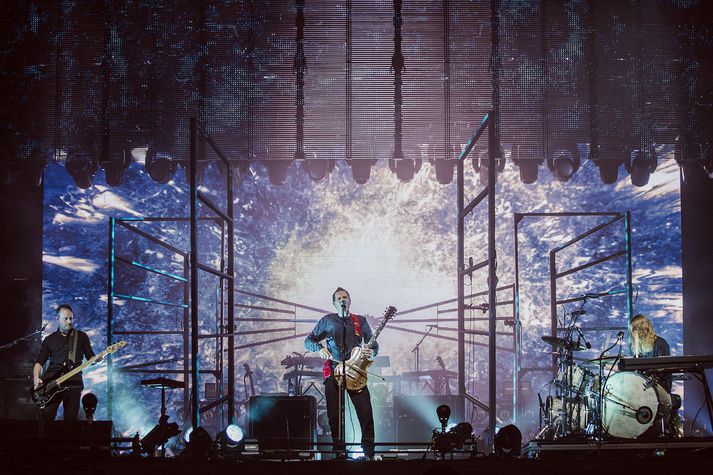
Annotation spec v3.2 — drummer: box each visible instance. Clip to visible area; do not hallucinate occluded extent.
[628,314,671,392]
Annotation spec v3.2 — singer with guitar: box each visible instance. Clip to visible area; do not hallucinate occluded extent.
[305,287,378,460]
[32,304,101,421]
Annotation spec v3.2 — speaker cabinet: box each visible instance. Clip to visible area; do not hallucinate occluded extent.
[0,420,113,458]
[248,395,316,451]
[394,395,464,443]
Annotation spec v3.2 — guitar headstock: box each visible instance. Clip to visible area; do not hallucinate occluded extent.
[104,340,127,355]
[382,305,397,322]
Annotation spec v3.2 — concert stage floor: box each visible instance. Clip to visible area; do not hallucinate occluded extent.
[3,443,713,475]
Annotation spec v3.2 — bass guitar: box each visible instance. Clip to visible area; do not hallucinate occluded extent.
[333,306,396,391]
[31,340,126,408]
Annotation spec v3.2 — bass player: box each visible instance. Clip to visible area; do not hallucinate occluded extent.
[304,287,378,460]
[32,304,101,421]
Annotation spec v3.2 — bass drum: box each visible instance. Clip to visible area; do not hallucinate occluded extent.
[601,371,671,439]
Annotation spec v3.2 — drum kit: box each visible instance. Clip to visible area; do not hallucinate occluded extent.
[538,311,674,441]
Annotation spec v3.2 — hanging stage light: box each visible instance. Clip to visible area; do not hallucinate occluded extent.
[303,158,335,182]
[592,143,626,184]
[348,159,376,184]
[433,159,455,185]
[511,144,543,184]
[263,159,293,185]
[99,140,131,187]
[473,148,505,185]
[625,146,658,187]
[65,148,99,189]
[145,147,177,184]
[547,144,580,181]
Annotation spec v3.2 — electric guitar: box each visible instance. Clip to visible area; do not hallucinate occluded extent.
[31,340,126,408]
[333,306,397,391]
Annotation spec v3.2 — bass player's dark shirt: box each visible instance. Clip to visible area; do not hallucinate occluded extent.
[35,329,95,388]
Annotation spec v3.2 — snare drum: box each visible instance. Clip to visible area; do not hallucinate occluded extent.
[601,371,671,439]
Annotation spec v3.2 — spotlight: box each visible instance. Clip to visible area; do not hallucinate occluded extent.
[217,424,245,458]
[348,159,376,184]
[389,154,422,182]
[592,143,626,184]
[432,159,455,185]
[303,158,334,182]
[547,145,580,181]
[65,148,98,189]
[263,159,293,185]
[494,424,522,457]
[81,392,98,421]
[436,404,451,432]
[145,146,177,184]
[140,414,181,455]
[625,146,657,187]
[511,144,543,184]
[432,421,473,456]
[99,142,131,187]
[473,148,505,185]
[185,425,215,459]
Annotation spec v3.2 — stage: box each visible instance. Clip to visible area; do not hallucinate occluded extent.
[2,445,713,475]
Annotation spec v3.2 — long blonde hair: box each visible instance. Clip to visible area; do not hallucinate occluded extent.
[629,314,656,357]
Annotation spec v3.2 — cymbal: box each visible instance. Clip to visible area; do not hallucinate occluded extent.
[584,355,619,363]
[541,335,585,351]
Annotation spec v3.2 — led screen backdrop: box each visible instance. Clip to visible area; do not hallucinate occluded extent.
[42,152,682,442]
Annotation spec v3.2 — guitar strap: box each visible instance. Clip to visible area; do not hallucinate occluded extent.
[67,329,79,366]
[350,313,362,341]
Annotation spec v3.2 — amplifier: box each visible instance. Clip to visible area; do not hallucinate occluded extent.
[247,395,316,451]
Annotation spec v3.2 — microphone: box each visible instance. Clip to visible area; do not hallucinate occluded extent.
[570,310,587,317]
[436,356,446,370]
[617,330,625,339]
[426,324,438,328]
[574,326,592,349]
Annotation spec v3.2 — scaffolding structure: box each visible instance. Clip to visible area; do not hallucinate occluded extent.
[512,211,634,424]
[106,120,236,433]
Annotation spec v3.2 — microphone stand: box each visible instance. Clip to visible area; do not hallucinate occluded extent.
[339,303,348,459]
[0,325,46,351]
[411,326,433,371]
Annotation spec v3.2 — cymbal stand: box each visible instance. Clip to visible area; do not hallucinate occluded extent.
[594,333,624,448]
[558,318,578,437]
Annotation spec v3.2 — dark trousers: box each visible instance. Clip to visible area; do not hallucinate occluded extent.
[325,376,375,457]
[40,387,82,422]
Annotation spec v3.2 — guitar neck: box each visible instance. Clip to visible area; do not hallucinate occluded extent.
[366,320,388,349]
[54,354,98,385]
